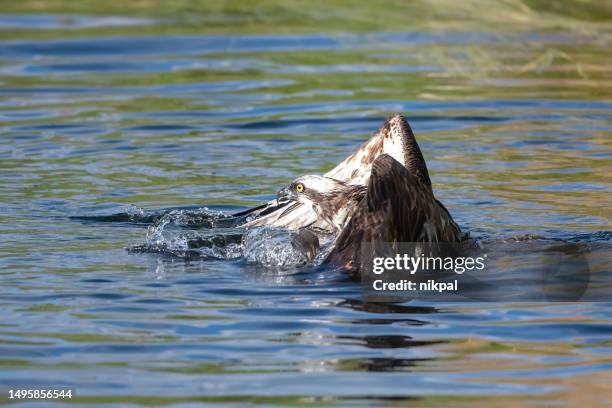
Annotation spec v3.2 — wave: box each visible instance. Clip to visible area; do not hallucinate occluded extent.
[74,205,611,276]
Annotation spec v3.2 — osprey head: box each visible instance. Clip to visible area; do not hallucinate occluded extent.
[277,175,346,207]
[277,175,365,232]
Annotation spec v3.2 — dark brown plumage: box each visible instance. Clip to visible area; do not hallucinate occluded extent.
[387,114,432,191]
[237,113,463,276]
[324,154,461,276]
[239,113,431,232]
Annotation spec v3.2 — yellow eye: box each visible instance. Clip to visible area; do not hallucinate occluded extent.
[295,183,304,193]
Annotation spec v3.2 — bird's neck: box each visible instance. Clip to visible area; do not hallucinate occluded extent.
[313,186,365,232]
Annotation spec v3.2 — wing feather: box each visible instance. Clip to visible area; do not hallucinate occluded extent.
[325,154,461,276]
[239,114,432,231]
[325,113,431,188]
[240,200,319,229]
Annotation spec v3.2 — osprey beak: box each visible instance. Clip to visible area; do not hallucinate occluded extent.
[277,186,296,204]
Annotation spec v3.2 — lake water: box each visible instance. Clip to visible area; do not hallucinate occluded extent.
[0,11,611,407]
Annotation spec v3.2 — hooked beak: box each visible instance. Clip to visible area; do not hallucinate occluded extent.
[277,186,297,204]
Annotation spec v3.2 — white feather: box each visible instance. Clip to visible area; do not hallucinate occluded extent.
[240,114,409,231]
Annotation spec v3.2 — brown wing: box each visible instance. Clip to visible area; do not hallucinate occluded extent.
[325,113,431,189]
[325,154,461,276]
[240,114,432,230]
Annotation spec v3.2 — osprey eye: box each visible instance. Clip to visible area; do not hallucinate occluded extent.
[295,183,305,193]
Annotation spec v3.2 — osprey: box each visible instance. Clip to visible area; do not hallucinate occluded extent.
[236,114,462,273]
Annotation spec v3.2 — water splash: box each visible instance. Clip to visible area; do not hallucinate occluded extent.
[126,207,243,259]
[145,207,235,228]
[127,208,322,267]
[242,228,320,269]
[72,205,239,227]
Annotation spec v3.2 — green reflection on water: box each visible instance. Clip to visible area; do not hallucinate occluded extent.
[0,0,610,38]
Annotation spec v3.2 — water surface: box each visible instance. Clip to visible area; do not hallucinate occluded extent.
[0,8,611,407]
